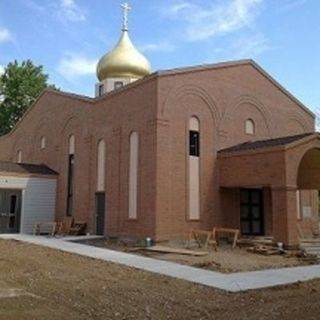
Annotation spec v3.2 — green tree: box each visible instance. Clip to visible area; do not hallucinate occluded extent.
[0,60,56,135]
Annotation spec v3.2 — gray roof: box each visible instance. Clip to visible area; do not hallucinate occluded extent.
[218,133,315,154]
[0,161,58,176]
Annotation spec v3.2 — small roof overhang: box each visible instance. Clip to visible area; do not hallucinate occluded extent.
[0,161,58,179]
[217,133,320,189]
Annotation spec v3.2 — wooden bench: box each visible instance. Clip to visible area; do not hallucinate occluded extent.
[33,222,57,236]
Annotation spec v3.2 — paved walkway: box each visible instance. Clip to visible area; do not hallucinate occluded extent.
[1,234,320,292]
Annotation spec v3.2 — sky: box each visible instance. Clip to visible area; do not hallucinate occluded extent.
[0,0,319,116]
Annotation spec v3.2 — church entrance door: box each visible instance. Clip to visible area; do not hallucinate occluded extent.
[0,189,22,233]
[240,189,264,236]
[95,192,105,235]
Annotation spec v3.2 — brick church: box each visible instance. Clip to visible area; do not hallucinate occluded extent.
[0,4,319,247]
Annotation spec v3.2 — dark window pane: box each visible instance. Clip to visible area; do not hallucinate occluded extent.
[240,190,249,203]
[67,154,74,216]
[252,206,261,219]
[189,130,200,157]
[241,221,250,234]
[240,205,249,219]
[251,191,260,204]
[10,195,17,214]
[114,81,124,90]
[99,84,104,96]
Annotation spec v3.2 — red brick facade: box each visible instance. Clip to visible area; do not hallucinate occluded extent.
[0,60,317,246]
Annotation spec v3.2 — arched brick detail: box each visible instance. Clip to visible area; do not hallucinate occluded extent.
[11,131,31,162]
[287,112,311,135]
[31,117,55,157]
[58,116,80,165]
[161,84,220,128]
[220,95,273,147]
[222,95,273,134]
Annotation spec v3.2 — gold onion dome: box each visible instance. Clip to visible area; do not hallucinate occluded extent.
[97,3,151,82]
[97,30,151,81]
[96,2,151,82]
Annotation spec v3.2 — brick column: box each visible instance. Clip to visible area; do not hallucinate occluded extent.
[271,186,299,247]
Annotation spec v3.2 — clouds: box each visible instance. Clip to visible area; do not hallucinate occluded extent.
[0,65,4,75]
[59,0,86,22]
[0,28,13,43]
[140,41,176,53]
[230,33,270,58]
[57,54,97,81]
[22,0,86,22]
[165,0,264,42]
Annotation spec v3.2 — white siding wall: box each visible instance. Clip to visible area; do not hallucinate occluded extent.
[0,175,57,234]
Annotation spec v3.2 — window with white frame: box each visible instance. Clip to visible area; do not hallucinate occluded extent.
[97,139,106,192]
[128,132,139,219]
[40,136,46,149]
[17,150,22,163]
[245,119,255,135]
[189,117,200,220]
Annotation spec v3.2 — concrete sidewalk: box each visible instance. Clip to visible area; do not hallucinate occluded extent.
[1,234,320,292]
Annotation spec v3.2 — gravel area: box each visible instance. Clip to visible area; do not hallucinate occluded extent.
[1,239,320,319]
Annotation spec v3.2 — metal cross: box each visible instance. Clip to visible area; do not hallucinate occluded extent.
[121,2,131,31]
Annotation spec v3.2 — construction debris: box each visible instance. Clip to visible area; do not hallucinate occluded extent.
[145,245,208,256]
[247,245,284,256]
[237,236,275,247]
[189,230,217,250]
[213,228,240,249]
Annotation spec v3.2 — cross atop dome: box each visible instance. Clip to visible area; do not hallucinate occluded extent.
[121,2,131,31]
[95,1,151,95]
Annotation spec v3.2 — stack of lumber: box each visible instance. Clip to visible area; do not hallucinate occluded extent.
[300,239,320,257]
[145,245,208,256]
[237,236,276,248]
[247,244,283,256]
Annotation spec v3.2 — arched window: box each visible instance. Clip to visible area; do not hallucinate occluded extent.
[129,132,139,219]
[97,139,106,192]
[67,135,75,216]
[245,119,255,135]
[17,150,22,163]
[189,117,200,220]
[40,136,46,149]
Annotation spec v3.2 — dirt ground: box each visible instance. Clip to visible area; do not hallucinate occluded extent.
[80,238,316,273]
[0,240,320,319]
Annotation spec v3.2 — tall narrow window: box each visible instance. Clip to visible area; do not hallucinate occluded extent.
[67,135,75,216]
[40,136,46,149]
[98,84,104,97]
[189,117,200,220]
[129,132,139,219]
[245,119,255,135]
[97,140,106,192]
[17,150,22,163]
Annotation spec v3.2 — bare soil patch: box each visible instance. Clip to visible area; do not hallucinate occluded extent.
[79,238,316,273]
[1,239,320,320]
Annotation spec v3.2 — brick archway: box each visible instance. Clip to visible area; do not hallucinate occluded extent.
[297,148,320,190]
[218,132,320,246]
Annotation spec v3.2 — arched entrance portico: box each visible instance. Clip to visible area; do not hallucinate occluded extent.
[218,133,320,247]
